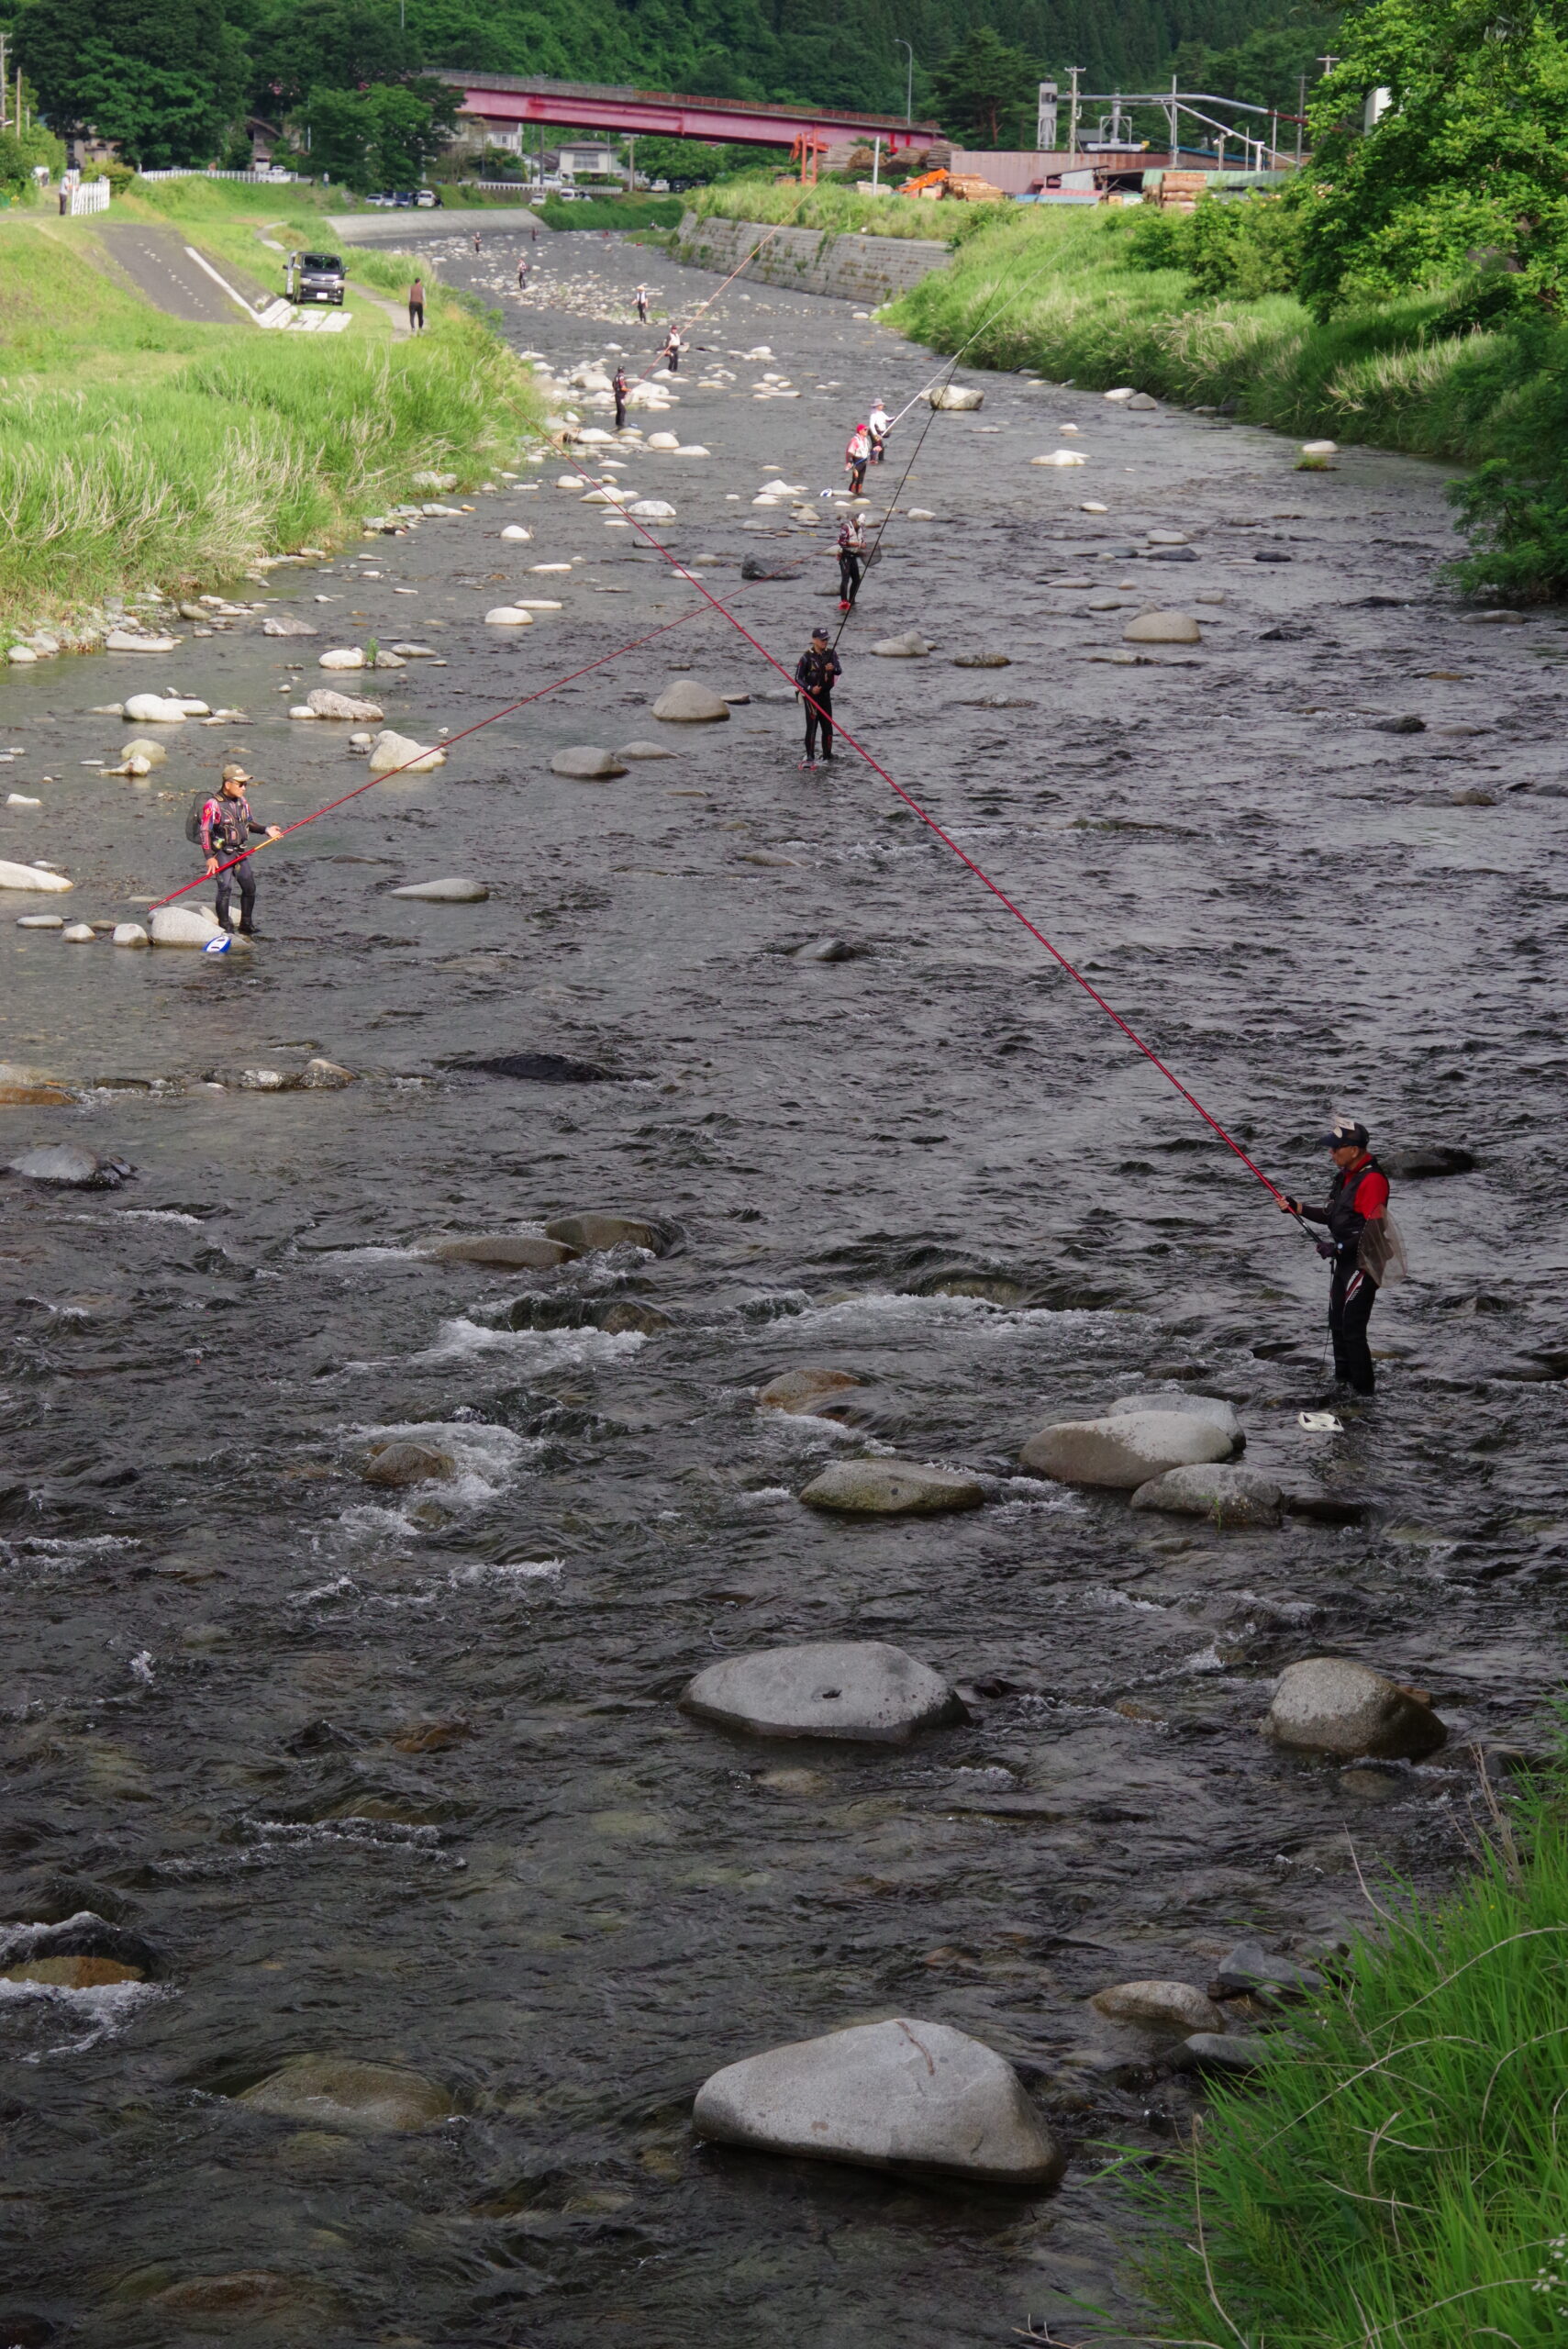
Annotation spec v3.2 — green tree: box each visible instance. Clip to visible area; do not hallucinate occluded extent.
[251,0,419,112]
[931,27,1038,147]
[0,117,64,197]
[13,0,249,166]
[1299,0,1568,314]
[301,76,455,188]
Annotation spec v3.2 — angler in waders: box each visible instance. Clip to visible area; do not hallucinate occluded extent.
[194,764,283,936]
[794,629,841,769]
[837,512,866,611]
[612,365,628,429]
[1280,1118,1403,1395]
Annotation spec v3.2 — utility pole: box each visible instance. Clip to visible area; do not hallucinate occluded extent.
[626,133,636,194]
[1167,72,1177,161]
[1067,65,1083,158]
[895,39,913,128]
[1296,72,1306,163]
[1268,106,1277,165]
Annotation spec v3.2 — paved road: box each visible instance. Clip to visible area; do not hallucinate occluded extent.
[95,223,263,325]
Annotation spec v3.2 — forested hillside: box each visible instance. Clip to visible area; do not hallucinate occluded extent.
[12,0,1333,170]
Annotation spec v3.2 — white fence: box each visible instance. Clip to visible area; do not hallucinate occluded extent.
[66,177,110,215]
[136,168,308,184]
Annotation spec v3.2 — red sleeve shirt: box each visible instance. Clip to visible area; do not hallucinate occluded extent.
[1352,1168,1389,1219]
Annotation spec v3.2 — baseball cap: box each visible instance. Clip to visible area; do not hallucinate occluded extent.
[1319,1118,1369,1149]
[221,763,252,785]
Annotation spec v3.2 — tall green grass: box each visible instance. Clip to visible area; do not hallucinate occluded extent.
[1132,1753,1568,2346]
[690,174,963,242]
[0,225,540,616]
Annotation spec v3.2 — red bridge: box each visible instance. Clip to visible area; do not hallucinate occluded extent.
[442,72,940,155]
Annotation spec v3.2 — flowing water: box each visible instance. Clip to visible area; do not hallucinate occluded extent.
[3,227,1567,2348]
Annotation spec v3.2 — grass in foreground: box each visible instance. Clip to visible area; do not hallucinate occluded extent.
[1129,1754,1568,2347]
[0,220,541,620]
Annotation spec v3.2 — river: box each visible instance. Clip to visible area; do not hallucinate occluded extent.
[2,223,1565,2348]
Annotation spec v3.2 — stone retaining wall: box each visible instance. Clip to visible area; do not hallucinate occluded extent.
[673,210,951,307]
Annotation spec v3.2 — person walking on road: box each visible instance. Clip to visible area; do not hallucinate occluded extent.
[794,629,842,769]
[198,764,283,937]
[837,513,865,611]
[613,365,628,430]
[868,396,891,463]
[845,421,872,495]
[635,283,649,325]
[662,324,683,375]
[407,276,425,333]
[1279,1118,1402,1396]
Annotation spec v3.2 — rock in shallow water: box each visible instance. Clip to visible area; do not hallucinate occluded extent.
[1173,2032,1274,2077]
[651,680,731,722]
[237,2054,456,2132]
[1021,1409,1233,1488]
[389,877,487,902]
[8,1145,125,1187]
[681,1641,963,1744]
[1263,1658,1447,1761]
[369,730,445,774]
[1123,610,1202,645]
[360,1440,453,1488]
[551,746,628,779]
[757,1366,862,1415]
[306,688,384,721]
[1091,1980,1225,2032]
[693,2018,1062,2184]
[1130,1464,1282,1528]
[544,1212,662,1253]
[616,739,675,761]
[423,1234,575,1269]
[0,860,72,894]
[797,1459,984,1516]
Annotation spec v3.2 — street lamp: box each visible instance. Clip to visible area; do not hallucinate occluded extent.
[895,39,914,126]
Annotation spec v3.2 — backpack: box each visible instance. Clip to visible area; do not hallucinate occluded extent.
[184,792,215,845]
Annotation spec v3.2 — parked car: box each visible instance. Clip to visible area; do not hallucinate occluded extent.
[286,250,346,306]
[415,188,438,206]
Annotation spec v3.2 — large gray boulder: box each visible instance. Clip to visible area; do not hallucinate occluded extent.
[1130,1464,1282,1528]
[8,1144,112,1186]
[681,1641,963,1744]
[693,2018,1062,2185]
[389,878,488,902]
[1109,1390,1242,1445]
[797,1459,984,1516]
[1123,610,1202,645]
[1263,1658,1447,1761]
[651,680,731,722]
[306,688,384,721]
[237,2055,455,2133]
[1091,1980,1225,2032]
[1020,1410,1232,1488]
[150,905,246,949]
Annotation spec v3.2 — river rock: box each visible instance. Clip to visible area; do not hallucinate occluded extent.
[7,644,36,662]
[0,860,72,894]
[929,385,984,411]
[500,524,532,540]
[1214,1942,1323,2000]
[5,1953,143,1987]
[424,1234,574,1269]
[1126,392,1159,410]
[758,1366,862,1414]
[369,731,445,774]
[1091,1980,1224,2032]
[551,746,628,779]
[306,688,384,721]
[150,906,228,947]
[1109,1390,1241,1444]
[628,500,676,520]
[261,614,317,637]
[1031,450,1087,466]
[1381,1143,1475,1178]
[317,648,366,670]
[616,740,675,760]
[8,1144,117,1186]
[16,914,64,929]
[389,876,487,902]
[1130,1464,1282,1527]
[105,628,179,652]
[693,2018,1061,2184]
[360,1439,453,1488]
[682,1641,962,1744]
[651,680,731,722]
[1173,2033,1273,2077]
[795,937,857,962]
[121,694,189,724]
[237,2054,456,2132]
[872,632,932,657]
[1263,1658,1447,1761]
[1123,610,1202,644]
[0,1081,72,1104]
[544,1211,662,1253]
[797,1459,984,1516]
[484,606,535,626]
[299,1059,355,1088]
[1020,1410,1232,1488]
[61,922,96,943]
[119,737,168,767]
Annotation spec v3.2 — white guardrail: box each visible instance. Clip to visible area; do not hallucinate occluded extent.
[65,178,110,215]
[136,168,309,184]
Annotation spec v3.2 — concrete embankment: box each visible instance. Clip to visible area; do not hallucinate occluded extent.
[673,206,951,304]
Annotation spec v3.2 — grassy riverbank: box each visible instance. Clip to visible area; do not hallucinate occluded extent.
[0,216,540,625]
[886,206,1568,593]
[689,176,965,242]
[1134,1747,1568,2347]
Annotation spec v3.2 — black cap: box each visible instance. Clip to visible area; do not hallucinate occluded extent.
[1319,1119,1369,1150]
[811,628,829,642]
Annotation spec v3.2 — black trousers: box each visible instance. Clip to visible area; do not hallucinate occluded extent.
[1329,1264,1378,1394]
[804,695,834,759]
[838,551,862,606]
[408,303,423,331]
[847,461,866,494]
[666,350,679,373]
[614,395,627,428]
[215,863,257,932]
